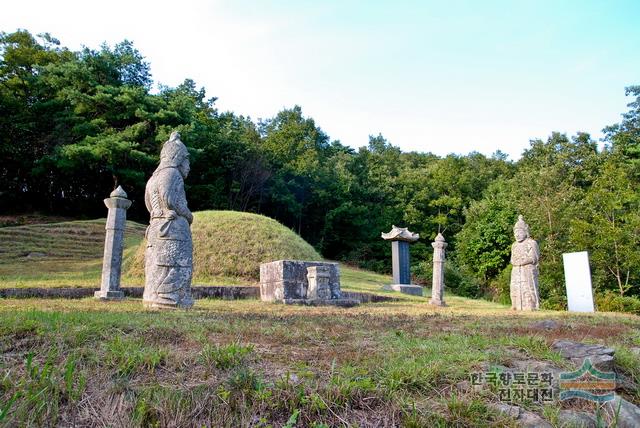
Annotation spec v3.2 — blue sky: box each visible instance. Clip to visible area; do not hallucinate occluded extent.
[2,0,639,158]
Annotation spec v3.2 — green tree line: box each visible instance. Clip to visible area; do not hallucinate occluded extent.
[1,30,639,309]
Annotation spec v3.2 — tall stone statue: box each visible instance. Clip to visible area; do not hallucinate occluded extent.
[143,131,194,309]
[510,215,540,311]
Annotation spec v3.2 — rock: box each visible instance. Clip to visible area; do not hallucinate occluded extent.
[26,252,46,258]
[606,396,640,428]
[551,340,615,371]
[510,359,564,390]
[531,319,561,330]
[557,410,597,428]
[455,380,471,393]
[489,403,552,428]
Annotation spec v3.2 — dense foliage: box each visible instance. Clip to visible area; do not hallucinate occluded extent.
[1,30,638,305]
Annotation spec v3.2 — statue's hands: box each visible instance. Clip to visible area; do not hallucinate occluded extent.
[166,210,178,220]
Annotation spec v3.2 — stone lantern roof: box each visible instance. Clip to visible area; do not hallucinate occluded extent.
[110,185,128,199]
[381,225,419,242]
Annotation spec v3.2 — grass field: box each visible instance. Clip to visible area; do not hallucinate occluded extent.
[0,220,146,288]
[1,216,640,426]
[1,298,639,426]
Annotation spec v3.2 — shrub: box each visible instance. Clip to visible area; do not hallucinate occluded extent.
[414,260,480,298]
[595,291,640,315]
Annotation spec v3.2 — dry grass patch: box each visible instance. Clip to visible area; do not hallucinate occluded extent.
[1,298,639,426]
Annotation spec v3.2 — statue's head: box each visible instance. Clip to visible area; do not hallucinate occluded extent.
[513,215,529,242]
[160,131,190,178]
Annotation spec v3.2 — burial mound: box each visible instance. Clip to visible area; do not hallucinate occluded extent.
[126,210,321,282]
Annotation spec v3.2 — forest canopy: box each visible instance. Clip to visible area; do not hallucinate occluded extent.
[1,30,639,308]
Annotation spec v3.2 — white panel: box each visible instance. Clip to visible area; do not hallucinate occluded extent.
[562,251,595,312]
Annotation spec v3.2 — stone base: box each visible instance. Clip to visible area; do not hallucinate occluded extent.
[383,284,423,296]
[143,299,194,310]
[429,298,446,307]
[94,290,124,300]
[260,260,340,302]
[283,298,360,308]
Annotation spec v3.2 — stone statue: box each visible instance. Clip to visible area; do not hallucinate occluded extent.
[510,215,540,311]
[143,131,194,309]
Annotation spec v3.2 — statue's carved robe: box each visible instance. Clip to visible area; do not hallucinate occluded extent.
[143,166,193,308]
[510,237,540,311]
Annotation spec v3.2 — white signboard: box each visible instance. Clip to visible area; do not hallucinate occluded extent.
[562,251,595,312]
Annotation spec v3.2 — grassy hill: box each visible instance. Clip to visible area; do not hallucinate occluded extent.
[126,210,322,284]
[0,219,146,288]
[0,212,393,291]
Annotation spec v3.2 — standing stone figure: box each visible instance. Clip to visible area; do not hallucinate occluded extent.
[143,131,194,309]
[510,215,540,311]
[430,233,447,306]
[95,186,131,300]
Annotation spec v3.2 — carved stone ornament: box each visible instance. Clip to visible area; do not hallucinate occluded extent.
[143,131,194,309]
[510,215,540,311]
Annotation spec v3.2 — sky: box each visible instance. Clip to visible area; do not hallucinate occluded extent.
[2,0,639,159]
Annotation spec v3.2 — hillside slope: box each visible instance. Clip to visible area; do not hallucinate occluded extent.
[0,220,145,287]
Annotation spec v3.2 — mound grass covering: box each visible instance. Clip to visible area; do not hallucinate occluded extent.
[0,214,387,289]
[126,210,321,283]
[0,220,146,287]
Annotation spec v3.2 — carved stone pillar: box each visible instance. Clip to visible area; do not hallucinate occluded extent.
[430,233,447,306]
[95,186,131,300]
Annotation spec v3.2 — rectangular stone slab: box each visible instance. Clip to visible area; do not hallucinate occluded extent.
[563,251,595,312]
[383,283,423,296]
[259,260,339,302]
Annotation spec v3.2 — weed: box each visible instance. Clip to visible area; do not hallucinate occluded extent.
[105,336,167,377]
[198,342,254,370]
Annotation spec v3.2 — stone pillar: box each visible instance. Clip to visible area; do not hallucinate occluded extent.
[307,266,331,300]
[430,233,447,306]
[95,186,131,300]
[381,225,423,296]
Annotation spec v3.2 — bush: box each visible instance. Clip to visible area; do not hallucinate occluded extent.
[414,259,480,298]
[485,265,511,304]
[540,293,567,311]
[595,292,640,315]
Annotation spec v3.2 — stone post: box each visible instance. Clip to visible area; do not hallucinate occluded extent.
[430,233,447,306]
[381,225,423,296]
[307,266,331,300]
[95,186,131,300]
